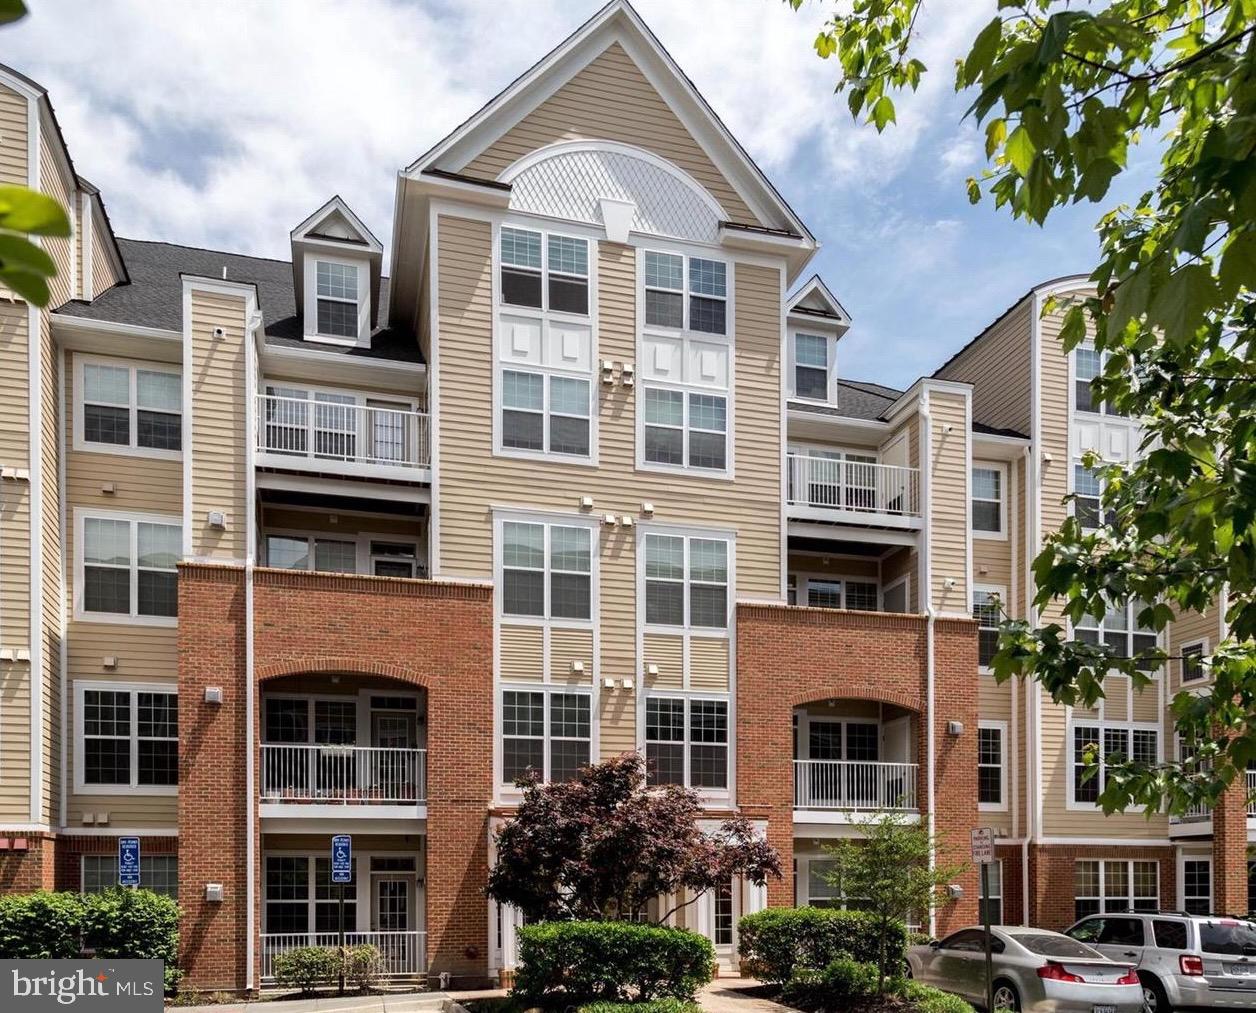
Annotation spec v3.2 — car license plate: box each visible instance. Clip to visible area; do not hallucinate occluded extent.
[1227,964,1256,977]
[1092,1005,1117,1013]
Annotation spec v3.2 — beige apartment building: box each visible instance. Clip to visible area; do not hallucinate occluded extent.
[0,0,1244,993]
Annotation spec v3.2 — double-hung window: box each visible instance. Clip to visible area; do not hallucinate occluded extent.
[264,533,358,574]
[1183,859,1211,915]
[80,359,182,454]
[643,533,728,630]
[978,723,1005,808]
[80,513,180,621]
[1073,464,1109,530]
[264,855,357,934]
[315,260,360,339]
[644,696,728,790]
[82,854,178,897]
[972,588,1003,669]
[501,688,591,784]
[971,466,1004,535]
[78,683,178,792]
[1071,720,1158,805]
[640,251,732,475]
[1074,859,1158,918]
[1075,601,1158,670]
[788,575,879,612]
[497,227,593,460]
[793,333,831,401]
[1181,641,1206,683]
[1074,345,1126,415]
[501,521,592,621]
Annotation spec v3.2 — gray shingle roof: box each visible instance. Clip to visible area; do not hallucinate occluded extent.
[788,378,903,422]
[54,238,422,364]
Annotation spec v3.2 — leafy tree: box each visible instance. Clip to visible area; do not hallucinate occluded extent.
[0,0,72,306]
[789,0,1256,814]
[486,753,781,923]
[818,811,965,993]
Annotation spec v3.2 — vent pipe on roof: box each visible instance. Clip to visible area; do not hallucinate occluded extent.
[221,266,227,280]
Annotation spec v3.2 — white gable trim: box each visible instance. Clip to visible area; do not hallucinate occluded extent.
[403,0,812,243]
[788,275,850,324]
[290,195,383,254]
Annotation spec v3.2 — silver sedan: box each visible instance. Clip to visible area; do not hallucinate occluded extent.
[907,926,1144,1013]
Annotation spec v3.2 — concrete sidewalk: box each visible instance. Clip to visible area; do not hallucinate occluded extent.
[698,978,792,1013]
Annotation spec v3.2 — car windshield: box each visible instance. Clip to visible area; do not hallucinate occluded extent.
[1014,933,1105,959]
[1199,921,1256,956]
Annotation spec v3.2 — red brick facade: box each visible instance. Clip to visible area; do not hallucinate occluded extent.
[0,832,56,893]
[1026,844,1177,930]
[736,604,982,934]
[177,563,493,991]
[1213,774,1249,914]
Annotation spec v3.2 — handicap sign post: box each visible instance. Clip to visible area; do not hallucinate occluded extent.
[331,835,352,995]
[118,836,141,888]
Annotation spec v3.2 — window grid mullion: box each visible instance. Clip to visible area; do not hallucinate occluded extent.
[682,699,691,787]
[129,367,139,450]
[128,692,139,789]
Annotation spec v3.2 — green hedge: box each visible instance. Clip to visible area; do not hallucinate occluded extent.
[904,979,976,1013]
[579,1001,701,1013]
[272,946,340,995]
[514,921,715,1004]
[780,958,974,1013]
[0,889,181,991]
[737,907,907,984]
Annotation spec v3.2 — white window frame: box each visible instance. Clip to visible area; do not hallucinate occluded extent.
[1071,342,1129,417]
[972,583,1006,673]
[260,527,423,579]
[1074,858,1160,918]
[977,720,1007,812]
[498,684,594,788]
[1180,855,1212,915]
[492,220,598,467]
[73,354,182,461]
[881,574,911,613]
[1180,639,1208,685]
[971,462,1007,540]
[642,691,731,798]
[303,253,370,347]
[73,680,178,796]
[81,853,178,897]
[1073,601,1160,672]
[494,514,598,628]
[73,507,182,627]
[978,860,1003,925]
[636,244,735,481]
[788,329,837,403]
[789,572,881,612]
[1066,717,1161,811]
[640,529,733,635]
[1071,460,1108,531]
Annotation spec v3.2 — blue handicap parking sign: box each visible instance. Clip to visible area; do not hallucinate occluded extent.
[118,836,141,887]
[331,835,352,884]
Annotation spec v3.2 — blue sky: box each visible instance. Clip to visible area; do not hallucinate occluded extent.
[5,0,1158,388]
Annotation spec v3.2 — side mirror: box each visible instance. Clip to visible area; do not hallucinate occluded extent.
[929,940,941,949]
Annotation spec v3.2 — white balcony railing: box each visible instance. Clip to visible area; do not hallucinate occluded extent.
[1168,771,1256,823]
[257,394,430,470]
[260,745,426,804]
[794,760,918,811]
[261,931,426,980]
[786,453,921,518]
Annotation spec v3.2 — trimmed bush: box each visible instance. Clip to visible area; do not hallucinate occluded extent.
[82,888,181,991]
[580,1001,701,1013]
[343,943,384,993]
[905,980,977,1013]
[272,946,340,995]
[781,957,879,1009]
[737,907,907,984]
[514,921,715,1004]
[0,890,86,959]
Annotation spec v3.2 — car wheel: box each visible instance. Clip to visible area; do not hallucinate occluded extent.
[1140,974,1171,1013]
[991,979,1020,1012]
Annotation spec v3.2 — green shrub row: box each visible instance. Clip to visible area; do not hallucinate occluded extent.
[781,956,974,1013]
[578,1001,701,1013]
[514,921,714,1004]
[0,889,180,991]
[271,944,384,995]
[737,907,907,984]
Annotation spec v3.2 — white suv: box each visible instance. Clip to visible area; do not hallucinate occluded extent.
[1065,912,1256,1011]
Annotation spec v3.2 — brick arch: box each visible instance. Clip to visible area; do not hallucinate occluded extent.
[789,690,922,715]
[255,658,432,688]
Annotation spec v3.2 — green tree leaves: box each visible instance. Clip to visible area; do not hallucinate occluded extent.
[0,186,71,306]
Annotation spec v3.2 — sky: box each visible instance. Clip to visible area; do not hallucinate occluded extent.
[3,0,1160,389]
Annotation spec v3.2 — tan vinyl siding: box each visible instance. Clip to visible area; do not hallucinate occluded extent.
[0,300,29,468]
[550,628,593,685]
[39,131,75,308]
[936,299,1032,436]
[0,654,30,822]
[463,44,757,225]
[39,316,60,820]
[0,82,28,186]
[599,688,636,760]
[881,547,917,612]
[972,459,1012,593]
[90,203,122,295]
[787,554,879,581]
[689,637,728,692]
[642,634,683,690]
[500,625,544,682]
[926,389,969,615]
[259,507,423,544]
[1167,607,1216,693]
[189,290,248,561]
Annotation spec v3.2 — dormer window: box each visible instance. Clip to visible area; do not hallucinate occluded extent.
[316,261,359,339]
[794,333,830,401]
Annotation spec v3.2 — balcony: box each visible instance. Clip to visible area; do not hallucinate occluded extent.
[786,453,921,530]
[260,744,427,820]
[261,931,426,981]
[1168,770,1256,836]
[794,759,919,815]
[256,393,430,481]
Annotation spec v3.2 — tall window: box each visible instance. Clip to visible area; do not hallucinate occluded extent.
[81,360,182,454]
[793,333,830,401]
[82,855,178,898]
[1073,464,1108,530]
[1181,642,1206,683]
[1075,859,1159,919]
[971,466,1004,535]
[501,521,592,621]
[1183,859,1211,915]
[81,514,180,620]
[645,696,728,790]
[1071,721,1158,805]
[713,880,734,946]
[1075,601,1158,669]
[315,261,360,339]
[264,856,356,934]
[972,588,1002,669]
[643,534,728,630]
[78,685,178,792]
[1074,345,1126,415]
[501,227,589,315]
[978,724,1004,808]
[501,689,591,784]
[979,861,1003,925]
[644,251,726,335]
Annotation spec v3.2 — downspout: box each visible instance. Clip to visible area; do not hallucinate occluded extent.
[1019,445,1032,923]
[919,393,937,937]
[244,309,261,992]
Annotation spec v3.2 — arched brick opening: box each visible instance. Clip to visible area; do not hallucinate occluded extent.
[255,660,434,687]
